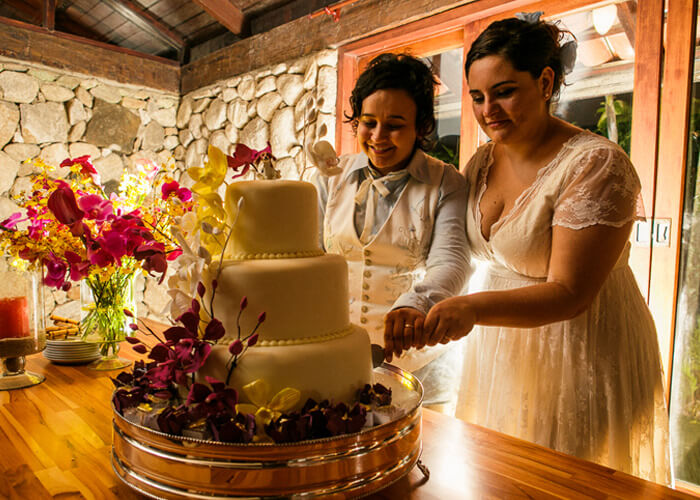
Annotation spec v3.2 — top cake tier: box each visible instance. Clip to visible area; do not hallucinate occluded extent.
[224,180,322,259]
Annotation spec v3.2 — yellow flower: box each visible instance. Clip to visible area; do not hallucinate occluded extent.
[187,145,228,196]
[236,379,300,442]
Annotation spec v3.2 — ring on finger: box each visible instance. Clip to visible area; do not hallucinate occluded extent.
[404,323,414,329]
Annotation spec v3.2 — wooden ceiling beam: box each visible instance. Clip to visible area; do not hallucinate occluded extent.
[616,1,637,48]
[191,0,245,34]
[100,0,185,50]
[0,15,179,92]
[42,0,55,30]
[2,0,41,25]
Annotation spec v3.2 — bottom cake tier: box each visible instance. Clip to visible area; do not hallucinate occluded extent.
[199,324,373,408]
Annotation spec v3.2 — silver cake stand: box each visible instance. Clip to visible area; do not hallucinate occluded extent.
[111,364,424,499]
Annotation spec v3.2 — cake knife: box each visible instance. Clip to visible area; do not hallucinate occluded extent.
[371,343,385,368]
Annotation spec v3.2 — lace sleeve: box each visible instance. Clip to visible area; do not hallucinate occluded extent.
[552,143,643,230]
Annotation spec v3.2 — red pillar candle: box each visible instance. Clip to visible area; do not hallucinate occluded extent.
[0,296,30,339]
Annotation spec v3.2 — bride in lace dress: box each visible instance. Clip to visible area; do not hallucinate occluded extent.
[385,15,670,482]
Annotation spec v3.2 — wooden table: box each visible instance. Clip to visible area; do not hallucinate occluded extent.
[0,349,696,500]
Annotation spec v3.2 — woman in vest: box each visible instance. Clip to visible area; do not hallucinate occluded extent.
[314,53,470,409]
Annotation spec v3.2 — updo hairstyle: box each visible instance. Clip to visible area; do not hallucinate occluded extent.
[346,53,438,151]
[465,18,572,100]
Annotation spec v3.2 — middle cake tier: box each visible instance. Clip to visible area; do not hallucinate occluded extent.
[213,254,350,343]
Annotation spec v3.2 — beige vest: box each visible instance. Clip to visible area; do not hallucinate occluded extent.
[323,151,448,372]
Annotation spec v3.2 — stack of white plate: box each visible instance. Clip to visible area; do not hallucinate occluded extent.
[43,339,101,364]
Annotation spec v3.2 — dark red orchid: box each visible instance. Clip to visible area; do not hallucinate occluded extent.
[47,181,84,226]
[207,411,256,443]
[134,240,168,282]
[60,155,98,176]
[265,412,312,443]
[324,402,367,436]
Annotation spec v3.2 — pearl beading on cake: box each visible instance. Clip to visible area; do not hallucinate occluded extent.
[227,250,325,260]
[220,324,354,347]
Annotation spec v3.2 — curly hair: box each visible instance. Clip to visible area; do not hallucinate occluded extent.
[465,17,572,100]
[346,53,438,151]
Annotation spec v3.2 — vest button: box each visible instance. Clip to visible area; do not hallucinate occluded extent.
[362,294,369,301]
[360,317,368,324]
[363,270,371,277]
[365,259,372,265]
[361,305,368,312]
[364,249,371,256]
[362,283,369,290]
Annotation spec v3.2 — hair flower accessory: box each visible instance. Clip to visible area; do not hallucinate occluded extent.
[515,11,543,24]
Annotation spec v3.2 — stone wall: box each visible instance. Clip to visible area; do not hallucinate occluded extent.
[177,49,338,181]
[0,56,182,323]
[0,47,339,326]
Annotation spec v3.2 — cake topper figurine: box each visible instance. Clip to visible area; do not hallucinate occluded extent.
[227,143,281,180]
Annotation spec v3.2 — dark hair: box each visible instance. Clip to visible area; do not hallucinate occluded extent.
[346,53,438,150]
[465,18,571,100]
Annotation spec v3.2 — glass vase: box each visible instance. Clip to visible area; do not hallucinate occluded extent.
[80,271,136,371]
[0,268,46,390]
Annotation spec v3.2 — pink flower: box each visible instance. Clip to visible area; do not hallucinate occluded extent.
[43,254,67,289]
[0,212,25,230]
[65,251,90,281]
[77,194,113,221]
[161,181,192,202]
[99,230,128,263]
[47,181,84,226]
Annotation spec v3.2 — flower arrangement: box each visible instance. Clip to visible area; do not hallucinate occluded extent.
[112,144,391,443]
[0,155,191,358]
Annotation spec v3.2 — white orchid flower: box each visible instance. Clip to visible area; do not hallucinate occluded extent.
[308,141,342,177]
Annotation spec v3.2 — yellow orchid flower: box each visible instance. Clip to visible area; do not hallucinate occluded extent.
[236,379,301,441]
[187,145,228,195]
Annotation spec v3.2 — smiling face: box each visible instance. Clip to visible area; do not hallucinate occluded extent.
[467,55,553,145]
[357,89,418,174]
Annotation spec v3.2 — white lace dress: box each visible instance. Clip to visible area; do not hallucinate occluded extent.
[458,131,670,483]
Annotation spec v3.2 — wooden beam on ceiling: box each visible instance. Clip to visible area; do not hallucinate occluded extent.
[2,0,42,24]
[616,1,636,47]
[191,0,245,34]
[0,15,179,92]
[42,0,55,30]
[100,0,185,50]
[250,0,335,35]
[181,0,484,93]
